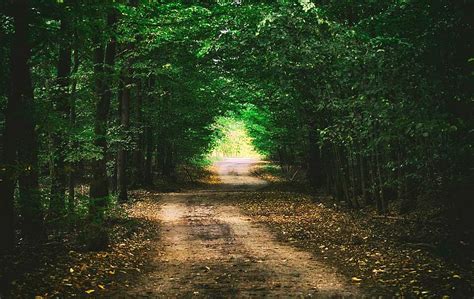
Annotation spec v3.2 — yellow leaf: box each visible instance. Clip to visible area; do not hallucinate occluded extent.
[452,274,461,279]
[35,296,44,299]
[98,284,105,290]
[351,277,362,282]
[69,268,74,273]
[85,289,95,294]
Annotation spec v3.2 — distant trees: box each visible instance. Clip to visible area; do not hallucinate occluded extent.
[210,117,260,158]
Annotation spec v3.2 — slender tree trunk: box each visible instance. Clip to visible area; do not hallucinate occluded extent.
[369,150,381,212]
[359,152,368,205]
[331,144,343,202]
[144,125,153,186]
[325,149,336,198]
[154,144,161,173]
[117,74,130,202]
[375,142,387,214]
[307,121,323,188]
[132,81,144,187]
[337,147,351,207]
[348,146,360,208]
[111,80,124,195]
[161,141,172,177]
[396,140,403,201]
[68,47,79,213]
[50,16,72,217]
[143,79,154,186]
[89,10,117,217]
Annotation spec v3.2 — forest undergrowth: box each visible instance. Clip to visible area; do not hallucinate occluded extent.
[0,167,221,298]
[0,191,158,298]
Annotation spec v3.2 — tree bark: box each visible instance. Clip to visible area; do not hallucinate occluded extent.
[0,0,27,251]
[161,141,171,177]
[307,121,323,188]
[144,125,154,186]
[117,74,130,202]
[89,10,118,217]
[143,77,154,186]
[375,141,387,214]
[68,47,80,213]
[359,152,368,205]
[50,15,72,217]
[132,83,145,187]
[1,0,44,245]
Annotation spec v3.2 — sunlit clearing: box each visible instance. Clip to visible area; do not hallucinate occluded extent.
[210,117,262,159]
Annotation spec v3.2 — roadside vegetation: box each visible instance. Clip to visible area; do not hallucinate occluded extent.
[0,0,472,297]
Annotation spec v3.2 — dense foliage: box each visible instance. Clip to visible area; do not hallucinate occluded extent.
[235,1,473,219]
[0,0,472,251]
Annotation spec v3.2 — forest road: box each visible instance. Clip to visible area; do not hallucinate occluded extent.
[128,158,357,298]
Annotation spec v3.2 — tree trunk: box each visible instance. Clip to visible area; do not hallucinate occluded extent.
[132,81,145,187]
[0,0,30,251]
[3,0,44,244]
[144,125,153,186]
[68,47,79,213]
[307,121,323,188]
[331,144,343,202]
[348,146,360,208]
[161,141,171,177]
[117,74,130,202]
[375,142,387,214]
[336,146,351,207]
[50,16,72,217]
[89,10,118,217]
[359,152,368,205]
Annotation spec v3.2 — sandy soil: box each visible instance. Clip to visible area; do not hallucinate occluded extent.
[127,158,357,298]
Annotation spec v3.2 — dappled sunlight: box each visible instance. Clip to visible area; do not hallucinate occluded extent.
[160,203,186,222]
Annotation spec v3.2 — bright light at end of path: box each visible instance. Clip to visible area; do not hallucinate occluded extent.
[209,117,262,159]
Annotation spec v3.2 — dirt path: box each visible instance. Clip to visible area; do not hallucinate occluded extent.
[128,158,357,298]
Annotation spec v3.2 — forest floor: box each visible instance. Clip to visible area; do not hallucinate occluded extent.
[1,158,473,298]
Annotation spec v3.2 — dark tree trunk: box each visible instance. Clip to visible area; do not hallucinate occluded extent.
[1,0,44,245]
[50,16,72,217]
[359,152,369,205]
[144,126,153,186]
[0,0,26,250]
[143,77,154,186]
[68,47,79,213]
[89,10,117,217]
[307,121,323,188]
[132,84,144,187]
[161,141,175,178]
[117,74,130,202]
[18,128,43,244]
[0,106,16,251]
[375,144,387,214]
